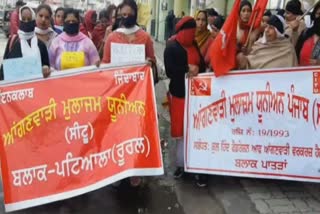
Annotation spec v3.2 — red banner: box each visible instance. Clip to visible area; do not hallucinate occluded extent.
[0,64,163,212]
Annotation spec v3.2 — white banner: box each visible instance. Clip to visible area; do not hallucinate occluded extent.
[185,67,320,182]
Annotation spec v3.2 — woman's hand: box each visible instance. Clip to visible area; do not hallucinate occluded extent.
[95,60,101,67]
[187,64,199,78]
[146,58,153,66]
[42,66,51,78]
[236,52,248,69]
[310,59,320,65]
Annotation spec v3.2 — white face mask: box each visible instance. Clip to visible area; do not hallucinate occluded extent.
[55,25,64,31]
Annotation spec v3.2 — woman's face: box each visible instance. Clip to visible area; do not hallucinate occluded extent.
[36,8,51,30]
[21,8,32,22]
[64,13,78,24]
[55,10,64,26]
[285,11,296,22]
[240,5,252,23]
[196,12,207,31]
[120,5,135,18]
[265,25,277,42]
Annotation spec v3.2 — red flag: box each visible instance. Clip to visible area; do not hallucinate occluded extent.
[209,0,241,77]
[249,0,269,29]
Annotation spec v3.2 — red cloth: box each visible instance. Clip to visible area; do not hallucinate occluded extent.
[175,16,195,32]
[249,0,268,29]
[10,10,19,36]
[80,10,96,38]
[210,0,241,77]
[176,28,200,65]
[102,29,156,64]
[80,23,89,37]
[84,10,96,33]
[168,93,185,138]
[91,23,107,50]
[300,37,315,66]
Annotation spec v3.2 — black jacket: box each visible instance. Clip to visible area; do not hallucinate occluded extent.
[164,40,205,98]
[296,27,315,62]
[0,36,50,80]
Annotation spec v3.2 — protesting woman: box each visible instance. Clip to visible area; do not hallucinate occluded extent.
[194,10,213,65]
[54,7,64,34]
[91,5,116,56]
[102,0,156,65]
[0,5,50,80]
[35,4,57,48]
[296,1,320,66]
[49,8,100,71]
[164,16,206,187]
[237,0,252,48]
[80,10,97,39]
[237,15,298,69]
[284,0,306,46]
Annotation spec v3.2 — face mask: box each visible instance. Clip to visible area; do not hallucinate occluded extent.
[55,25,64,31]
[120,15,136,28]
[19,20,36,32]
[64,22,80,35]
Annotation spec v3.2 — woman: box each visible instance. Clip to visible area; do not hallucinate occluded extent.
[194,10,213,65]
[102,0,156,65]
[91,5,116,55]
[237,15,298,69]
[54,7,64,34]
[164,16,206,187]
[35,4,57,48]
[237,0,252,48]
[296,1,320,66]
[49,8,100,71]
[284,0,306,46]
[0,5,50,80]
[80,10,97,39]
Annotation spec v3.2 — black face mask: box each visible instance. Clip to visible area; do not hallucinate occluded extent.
[120,15,136,28]
[19,20,36,32]
[64,22,80,35]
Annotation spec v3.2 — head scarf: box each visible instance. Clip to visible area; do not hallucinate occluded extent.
[238,0,252,45]
[285,0,303,15]
[175,16,197,47]
[18,6,40,58]
[194,10,211,49]
[261,15,286,44]
[84,10,96,33]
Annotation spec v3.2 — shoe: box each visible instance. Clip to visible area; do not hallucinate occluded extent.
[195,174,208,188]
[174,167,184,179]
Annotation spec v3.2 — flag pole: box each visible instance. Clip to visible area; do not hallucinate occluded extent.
[244,10,258,47]
[299,1,319,21]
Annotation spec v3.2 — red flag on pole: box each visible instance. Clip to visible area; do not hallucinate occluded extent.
[209,0,241,77]
[249,0,269,29]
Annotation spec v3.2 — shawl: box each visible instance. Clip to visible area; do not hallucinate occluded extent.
[194,11,211,49]
[247,37,298,69]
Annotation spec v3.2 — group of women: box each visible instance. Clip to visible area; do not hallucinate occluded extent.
[0,0,156,83]
[164,0,320,187]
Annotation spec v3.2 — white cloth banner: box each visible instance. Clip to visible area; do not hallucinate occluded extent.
[111,43,145,64]
[185,67,320,182]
